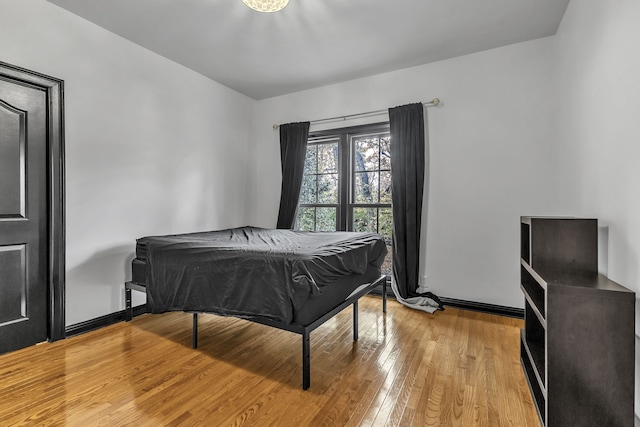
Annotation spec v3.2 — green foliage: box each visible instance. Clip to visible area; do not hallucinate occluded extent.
[316,207,336,231]
[296,207,315,231]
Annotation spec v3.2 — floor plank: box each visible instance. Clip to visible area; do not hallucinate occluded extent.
[0,297,540,426]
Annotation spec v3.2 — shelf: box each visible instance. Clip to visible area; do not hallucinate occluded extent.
[521,259,547,288]
[521,337,546,425]
[519,217,635,426]
[531,267,634,298]
[521,222,530,264]
[521,285,545,327]
[521,261,545,319]
[520,330,546,394]
[523,303,545,385]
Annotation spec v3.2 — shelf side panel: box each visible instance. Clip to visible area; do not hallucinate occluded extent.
[546,286,635,427]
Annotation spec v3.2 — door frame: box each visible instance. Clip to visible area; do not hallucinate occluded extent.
[0,61,65,342]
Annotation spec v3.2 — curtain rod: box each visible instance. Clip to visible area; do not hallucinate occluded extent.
[272,98,440,129]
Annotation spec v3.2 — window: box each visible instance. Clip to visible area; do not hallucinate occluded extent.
[295,123,393,276]
[297,137,340,232]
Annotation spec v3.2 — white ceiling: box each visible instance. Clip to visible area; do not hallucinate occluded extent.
[48,0,570,100]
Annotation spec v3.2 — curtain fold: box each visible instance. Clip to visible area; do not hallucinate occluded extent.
[276,122,310,229]
[389,103,442,313]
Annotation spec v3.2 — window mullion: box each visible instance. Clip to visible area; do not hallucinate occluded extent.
[339,134,349,231]
[378,138,382,204]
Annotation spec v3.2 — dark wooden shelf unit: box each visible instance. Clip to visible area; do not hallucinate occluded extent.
[520,217,635,427]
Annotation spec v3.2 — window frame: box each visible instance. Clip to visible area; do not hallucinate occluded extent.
[349,130,392,237]
[296,136,342,231]
[296,121,391,233]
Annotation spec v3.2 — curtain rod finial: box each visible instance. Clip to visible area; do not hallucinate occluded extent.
[431,98,440,106]
[273,124,280,129]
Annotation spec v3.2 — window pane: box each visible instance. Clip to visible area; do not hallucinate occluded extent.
[317,173,338,203]
[380,248,393,277]
[296,207,315,231]
[354,137,379,171]
[371,171,381,203]
[304,145,318,174]
[379,208,393,239]
[300,174,316,204]
[353,207,377,233]
[354,146,366,172]
[317,143,338,173]
[380,136,391,170]
[316,207,336,231]
[378,207,393,277]
[354,171,374,203]
[380,171,392,203]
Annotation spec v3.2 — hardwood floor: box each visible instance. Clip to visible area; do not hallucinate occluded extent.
[0,297,540,426]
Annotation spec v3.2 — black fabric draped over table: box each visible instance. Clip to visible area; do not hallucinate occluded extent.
[389,103,442,313]
[276,122,310,229]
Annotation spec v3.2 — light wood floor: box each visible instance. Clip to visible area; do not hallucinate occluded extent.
[0,297,539,426]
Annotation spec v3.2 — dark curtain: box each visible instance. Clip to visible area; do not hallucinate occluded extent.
[276,122,310,229]
[389,103,426,300]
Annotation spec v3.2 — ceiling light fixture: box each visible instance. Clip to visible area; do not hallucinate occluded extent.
[242,0,289,13]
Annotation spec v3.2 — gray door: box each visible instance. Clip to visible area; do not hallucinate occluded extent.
[0,77,49,354]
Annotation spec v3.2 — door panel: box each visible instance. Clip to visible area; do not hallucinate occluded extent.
[0,99,26,218]
[0,244,26,324]
[0,77,48,354]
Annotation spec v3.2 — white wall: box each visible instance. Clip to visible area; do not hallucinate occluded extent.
[0,0,254,325]
[250,37,560,308]
[554,0,640,421]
